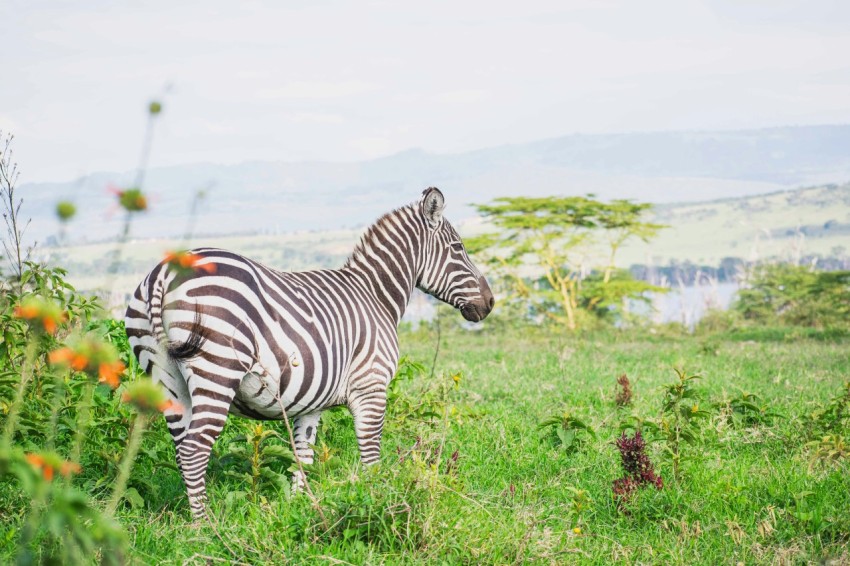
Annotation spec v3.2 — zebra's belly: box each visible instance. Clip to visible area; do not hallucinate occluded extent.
[229,368,347,420]
[230,372,285,420]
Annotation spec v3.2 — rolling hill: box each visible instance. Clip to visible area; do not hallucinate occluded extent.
[20,124,850,247]
[43,183,850,299]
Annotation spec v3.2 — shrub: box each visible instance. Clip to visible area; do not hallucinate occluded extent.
[735,264,850,328]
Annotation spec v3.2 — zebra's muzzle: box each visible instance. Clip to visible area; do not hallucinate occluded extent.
[460,277,494,322]
[460,303,489,322]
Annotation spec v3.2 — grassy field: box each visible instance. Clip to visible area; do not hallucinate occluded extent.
[4,324,846,564]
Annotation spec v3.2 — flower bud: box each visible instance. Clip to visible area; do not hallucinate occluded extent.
[56,201,77,222]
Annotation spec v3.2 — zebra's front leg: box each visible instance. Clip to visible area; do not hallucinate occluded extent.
[349,382,388,466]
[290,412,321,493]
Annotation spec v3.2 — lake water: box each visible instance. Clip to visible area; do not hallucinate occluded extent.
[402,282,741,329]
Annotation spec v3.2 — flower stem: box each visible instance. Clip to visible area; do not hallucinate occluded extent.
[46,368,68,453]
[66,381,94,486]
[1,339,40,452]
[106,412,147,515]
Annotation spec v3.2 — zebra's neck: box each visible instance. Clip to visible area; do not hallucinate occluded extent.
[343,206,423,324]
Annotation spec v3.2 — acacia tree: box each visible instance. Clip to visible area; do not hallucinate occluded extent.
[598,200,663,284]
[467,195,664,330]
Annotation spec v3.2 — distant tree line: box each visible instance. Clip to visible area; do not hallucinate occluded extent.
[629,253,850,287]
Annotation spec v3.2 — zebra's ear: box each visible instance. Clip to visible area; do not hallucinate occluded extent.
[420,187,445,228]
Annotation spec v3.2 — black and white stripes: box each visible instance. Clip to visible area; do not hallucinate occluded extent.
[124,188,493,518]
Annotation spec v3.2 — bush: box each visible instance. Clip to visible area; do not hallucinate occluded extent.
[693,308,742,336]
[735,264,850,328]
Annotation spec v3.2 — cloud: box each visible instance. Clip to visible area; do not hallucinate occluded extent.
[434,89,489,104]
[349,136,393,158]
[257,81,379,100]
[283,112,345,124]
[0,115,20,134]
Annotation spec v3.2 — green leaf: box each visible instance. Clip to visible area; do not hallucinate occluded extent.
[262,445,294,459]
[122,487,144,510]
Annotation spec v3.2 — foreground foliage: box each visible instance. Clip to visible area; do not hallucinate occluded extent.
[3,316,848,564]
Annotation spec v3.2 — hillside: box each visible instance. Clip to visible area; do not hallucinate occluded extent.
[43,182,850,299]
[22,125,850,246]
[619,183,850,266]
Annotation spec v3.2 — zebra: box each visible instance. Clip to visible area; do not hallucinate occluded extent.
[124,187,494,518]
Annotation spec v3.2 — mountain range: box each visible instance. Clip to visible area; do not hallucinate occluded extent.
[19,124,850,246]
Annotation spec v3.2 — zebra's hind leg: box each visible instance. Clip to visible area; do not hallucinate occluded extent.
[175,359,243,519]
[148,357,193,475]
[291,412,321,493]
[349,382,388,466]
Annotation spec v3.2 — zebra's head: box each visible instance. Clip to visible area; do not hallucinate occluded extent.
[416,188,495,322]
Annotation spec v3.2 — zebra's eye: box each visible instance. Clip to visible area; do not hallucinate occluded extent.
[450,242,465,253]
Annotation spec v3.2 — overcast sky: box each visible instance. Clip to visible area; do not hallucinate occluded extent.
[2,0,849,183]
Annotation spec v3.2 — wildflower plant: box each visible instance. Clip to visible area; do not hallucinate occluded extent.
[717,390,784,428]
[13,295,67,335]
[220,423,295,505]
[163,249,217,282]
[655,367,710,481]
[538,410,596,454]
[24,451,82,482]
[49,334,126,389]
[611,430,662,510]
[55,201,76,222]
[615,373,633,407]
[804,380,850,437]
[565,486,593,532]
[115,187,148,213]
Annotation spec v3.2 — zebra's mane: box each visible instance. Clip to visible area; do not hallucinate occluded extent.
[344,203,415,269]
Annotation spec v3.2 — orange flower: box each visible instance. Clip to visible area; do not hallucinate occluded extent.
[50,348,89,371]
[43,317,58,335]
[164,250,216,274]
[48,347,73,364]
[25,453,45,467]
[48,336,124,387]
[13,299,67,336]
[98,361,125,389]
[60,461,82,477]
[13,305,40,319]
[110,186,148,212]
[71,354,89,371]
[121,378,182,414]
[25,452,81,481]
[158,399,183,414]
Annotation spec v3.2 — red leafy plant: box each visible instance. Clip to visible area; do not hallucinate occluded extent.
[615,373,633,407]
[612,430,662,510]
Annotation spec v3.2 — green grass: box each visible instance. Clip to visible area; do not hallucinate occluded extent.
[3,326,850,564]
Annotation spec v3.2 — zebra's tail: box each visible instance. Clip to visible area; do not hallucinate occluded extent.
[168,305,209,360]
[167,307,209,360]
[149,275,169,345]
[149,267,209,361]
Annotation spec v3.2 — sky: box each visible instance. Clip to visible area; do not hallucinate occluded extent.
[2,0,850,183]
